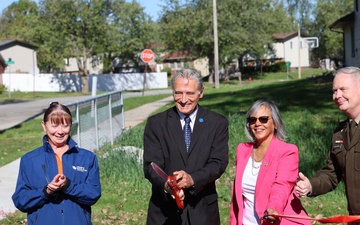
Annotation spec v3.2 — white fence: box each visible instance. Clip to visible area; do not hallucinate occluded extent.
[0,72,168,92]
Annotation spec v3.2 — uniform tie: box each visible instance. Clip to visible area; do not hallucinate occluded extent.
[184,116,192,152]
[350,120,357,140]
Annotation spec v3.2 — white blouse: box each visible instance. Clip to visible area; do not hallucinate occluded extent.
[242,157,261,225]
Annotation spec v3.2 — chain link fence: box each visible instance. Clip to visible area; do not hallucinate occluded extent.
[66,90,124,151]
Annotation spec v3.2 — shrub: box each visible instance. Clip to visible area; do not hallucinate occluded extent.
[277,61,287,72]
[0,84,6,94]
[161,67,172,77]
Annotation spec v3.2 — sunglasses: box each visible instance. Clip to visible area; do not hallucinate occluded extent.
[247,116,271,125]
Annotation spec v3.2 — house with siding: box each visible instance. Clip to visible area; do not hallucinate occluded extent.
[161,51,209,77]
[270,31,311,68]
[63,56,104,75]
[0,40,38,86]
[329,0,360,67]
[0,40,38,74]
[241,31,312,69]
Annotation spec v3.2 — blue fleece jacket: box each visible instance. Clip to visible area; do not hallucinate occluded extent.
[12,135,101,225]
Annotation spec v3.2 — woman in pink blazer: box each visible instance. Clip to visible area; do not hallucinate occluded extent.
[230,99,310,225]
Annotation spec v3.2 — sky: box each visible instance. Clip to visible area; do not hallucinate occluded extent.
[0,0,162,21]
[136,0,162,21]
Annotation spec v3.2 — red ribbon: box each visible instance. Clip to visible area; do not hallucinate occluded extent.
[269,214,360,223]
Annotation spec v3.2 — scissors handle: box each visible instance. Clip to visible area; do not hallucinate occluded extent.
[167,175,184,209]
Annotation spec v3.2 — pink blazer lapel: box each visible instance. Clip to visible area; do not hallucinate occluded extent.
[234,142,253,199]
[236,142,253,172]
[256,137,279,187]
[254,138,279,218]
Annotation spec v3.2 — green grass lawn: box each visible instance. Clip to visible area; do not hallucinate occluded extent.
[0,68,349,225]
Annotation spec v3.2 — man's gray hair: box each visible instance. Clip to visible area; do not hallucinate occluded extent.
[334,67,360,86]
[171,68,204,91]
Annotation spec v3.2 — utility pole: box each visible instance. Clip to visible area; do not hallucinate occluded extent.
[33,51,36,98]
[298,23,301,79]
[213,0,219,88]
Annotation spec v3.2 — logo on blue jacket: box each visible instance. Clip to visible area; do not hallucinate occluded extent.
[72,166,87,172]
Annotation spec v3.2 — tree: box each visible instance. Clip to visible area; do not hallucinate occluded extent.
[311,0,352,65]
[0,0,39,43]
[159,0,293,83]
[0,0,154,92]
[99,0,153,73]
[0,0,69,72]
[283,0,315,33]
[38,0,111,92]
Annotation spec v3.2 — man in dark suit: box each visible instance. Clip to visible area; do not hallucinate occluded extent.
[296,67,360,223]
[143,68,229,225]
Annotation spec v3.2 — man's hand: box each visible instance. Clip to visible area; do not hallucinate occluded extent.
[295,172,312,198]
[173,170,194,189]
[164,182,185,201]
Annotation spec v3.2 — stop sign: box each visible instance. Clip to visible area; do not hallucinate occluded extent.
[140,49,154,63]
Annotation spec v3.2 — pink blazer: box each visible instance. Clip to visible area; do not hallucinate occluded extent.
[230,137,310,225]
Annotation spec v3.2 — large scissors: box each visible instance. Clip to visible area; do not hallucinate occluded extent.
[151,162,184,209]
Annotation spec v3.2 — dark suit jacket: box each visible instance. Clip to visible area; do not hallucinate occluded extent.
[143,105,229,225]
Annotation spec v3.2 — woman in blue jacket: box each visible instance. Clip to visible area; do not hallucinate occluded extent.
[12,102,101,225]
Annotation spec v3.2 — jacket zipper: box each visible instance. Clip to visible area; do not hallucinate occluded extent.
[84,209,90,225]
[61,209,64,225]
[42,164,50,184]
[33,213,38,225]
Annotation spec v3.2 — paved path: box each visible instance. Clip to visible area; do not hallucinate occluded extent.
[0,90,173,219]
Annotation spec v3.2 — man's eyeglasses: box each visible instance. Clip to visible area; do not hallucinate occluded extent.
[247,116,271,125]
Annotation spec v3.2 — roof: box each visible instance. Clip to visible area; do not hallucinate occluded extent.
[0,39,38,51]
[162,50,195,61]
[329,12,354,30]
[272,31,309,42]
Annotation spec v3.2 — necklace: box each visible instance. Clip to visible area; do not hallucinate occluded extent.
[251,148,264,176]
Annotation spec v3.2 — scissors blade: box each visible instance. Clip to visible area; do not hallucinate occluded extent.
[151,162,169,181]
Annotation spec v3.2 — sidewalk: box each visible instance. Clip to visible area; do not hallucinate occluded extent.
[0,93,173,219]
[124,96,173,129]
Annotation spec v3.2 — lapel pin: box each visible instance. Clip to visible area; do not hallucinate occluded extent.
[199,118,204,123]
[263,162,268,166]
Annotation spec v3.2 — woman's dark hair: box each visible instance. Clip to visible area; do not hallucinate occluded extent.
[43,102,72,125]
